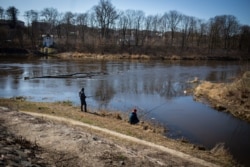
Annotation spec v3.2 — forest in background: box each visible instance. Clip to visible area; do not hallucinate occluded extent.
[0,0,250,59]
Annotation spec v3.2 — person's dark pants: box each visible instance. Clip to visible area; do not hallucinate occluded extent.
[81,100,87,112]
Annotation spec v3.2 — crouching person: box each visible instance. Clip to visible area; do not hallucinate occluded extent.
[129,109,139,124]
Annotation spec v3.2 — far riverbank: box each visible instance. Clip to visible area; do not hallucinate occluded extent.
[53,51,249,61]
[0,47,249,61]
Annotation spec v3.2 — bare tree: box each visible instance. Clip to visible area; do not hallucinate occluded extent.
[153,15,161,32]
[144,15,153,45]
[117,11,129,47]
[40,8,58,33]
[0,7,7,45]
[62,11,76,49]
[124,10,135,46]
[5,6,25,47]
[0,6,4,19]
[54,12,64,39]
[143,14,162,47]
[24,10,38,48]
[76,13,88,44]
[88,12,97,29]
[133,10,145,46]
[159,14,168,46]
[164,10,182,46]
[94,0,119,39]
[208,15,239,53]
[63,12,75,25]
[208,17,222,53]
[196,19,208,48]
[239,25,250,53]
[188,16,197,47]
[180,15,190,50]
[85,12,99,50]
[6,6,19,28]
[220,15,239,51]
[24,10,38,26]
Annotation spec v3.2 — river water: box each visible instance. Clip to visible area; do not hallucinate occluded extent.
[0,57,250,165]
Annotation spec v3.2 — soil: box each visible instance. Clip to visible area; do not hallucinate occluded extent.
[194,71,250,122]
[0,103,236,167]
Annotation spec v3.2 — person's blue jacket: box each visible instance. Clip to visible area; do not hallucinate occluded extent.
[129,111,139,124]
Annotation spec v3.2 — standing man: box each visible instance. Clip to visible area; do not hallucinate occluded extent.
[79,88,87,112]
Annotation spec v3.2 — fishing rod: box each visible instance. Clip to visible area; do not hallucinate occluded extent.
[140,101,168,118]
[85,94,105,98]
[86,95,96,98]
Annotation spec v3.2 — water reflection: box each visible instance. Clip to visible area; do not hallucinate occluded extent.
[0,59,244,111]
[0,58,249,165]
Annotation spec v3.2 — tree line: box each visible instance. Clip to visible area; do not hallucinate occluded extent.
[0,0,250,58]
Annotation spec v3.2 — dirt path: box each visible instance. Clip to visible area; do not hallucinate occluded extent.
[0,107,220,167]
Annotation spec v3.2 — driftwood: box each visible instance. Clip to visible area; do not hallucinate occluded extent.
[187,77,199,83]
[24,72,107,80]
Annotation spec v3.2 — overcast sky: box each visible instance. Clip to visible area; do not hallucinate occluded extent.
[1,0,249,25]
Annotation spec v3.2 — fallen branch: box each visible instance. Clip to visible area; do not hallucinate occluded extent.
[24,72,108,80]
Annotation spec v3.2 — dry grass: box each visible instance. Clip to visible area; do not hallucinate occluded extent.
[194,71,250,122]
[0,98,236,166]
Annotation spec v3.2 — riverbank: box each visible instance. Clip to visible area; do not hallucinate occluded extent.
[0,98,236,166]
[194,71,250,123]
[0,48,30,56]
[53,51,249,61]
[1,47,249,60]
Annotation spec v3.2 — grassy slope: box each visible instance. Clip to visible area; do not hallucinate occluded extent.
[0,98,236,166]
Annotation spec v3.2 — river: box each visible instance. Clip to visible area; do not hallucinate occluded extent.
[0,57,249,165]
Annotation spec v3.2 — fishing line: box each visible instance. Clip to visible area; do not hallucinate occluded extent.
[140,101,168,118]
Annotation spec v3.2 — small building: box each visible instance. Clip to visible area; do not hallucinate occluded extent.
[42,34,54,47]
